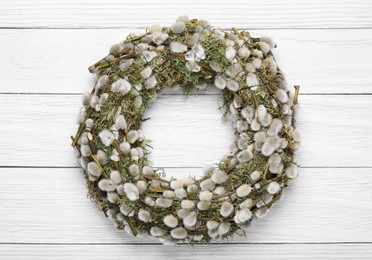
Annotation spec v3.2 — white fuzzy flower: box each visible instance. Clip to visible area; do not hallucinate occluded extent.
[254,131,266,144]
[185,61,201,72]
[237,138,248,150]
[96,75,109,89]
[259,42,271,54]
[128,164,139,176]
[119,142,131,154]
[199,190,213,201]
[199,178,215,191]
[98,129,115,146]
[202,165,214,176]
[156,198,173,208]
[249,171,261,181]
[236,120,249,133]
[142,165,154,176]
[214,186,226,196]
[293,129,301,142]
[267,181,281,194]
[144,196,155,207]
[256,105,267,122]
[218,222,231,236]
[171,21,186,33]
[246,73,259,87]
[237,150,253,163]
[170,180,183,190]
[252,58,262,69]
[127,130,138,144]
[96,150,106,162]
[234,208,252,224]
[236,184,252,197]
[133,95,143,108]
[207,220,219,231]
[261,136,281,156]
[211,169,228,184]
[110,170,122,184]
[87,162,101,181]
[98,179,116,192]
[140,67,152,79]
[253,49,263,58]
[153,33,168,45]
[275,89,289,103]
[246,63,256,73]
[150,226,166,237]
[197,200,211,211]
[164,214,178,228]
[241,106,255,122]
[175,188,187,199]
[269,153,282,174]
[147,24,162,34]
[285,163,298,178]
[214,75,227,90]
[115,115,127,130]
[170,227,187,240]
[145,75,157,89]
[138,209,151,223]
[256,194,273,208]
[268,118,283,136]
[209,60,222,72]
[177,209,189,219]
[130,148,138,161]
[163,190,175,199]
[226,79,239,92]
[136,180,147,194]
[238,47,250,58]
[183,211,197,227]
[111,78,131,94]
[107,192,118,203]
[142,50,157,62]
[187,184,199,193]
[240,198,253,209]
[124,183,139,201]
[225,47,236,61]
[80,144,91,157]
[136,43,148,52]
[170,41,188,53]
[120,203,134,217]
[220,201,234,217]
[89,95,98,109]
[181,200,195,209]
[119,59,134,71]
[261,113,272,127]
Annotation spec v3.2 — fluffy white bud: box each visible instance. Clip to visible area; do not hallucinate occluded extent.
[124,183,139,201]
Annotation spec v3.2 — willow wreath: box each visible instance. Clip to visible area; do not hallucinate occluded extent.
[71,16,300,245]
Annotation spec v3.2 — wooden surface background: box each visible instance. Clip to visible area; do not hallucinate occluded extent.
[1,1,372,259]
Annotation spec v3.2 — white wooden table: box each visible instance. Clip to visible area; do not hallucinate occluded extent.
[1,1,372,259]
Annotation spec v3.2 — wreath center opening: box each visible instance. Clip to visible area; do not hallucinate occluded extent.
[142,93,235,179]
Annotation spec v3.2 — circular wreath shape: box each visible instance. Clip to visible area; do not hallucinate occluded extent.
[71,16,300,245]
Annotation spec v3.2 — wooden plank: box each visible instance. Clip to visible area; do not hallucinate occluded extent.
[1,29,372,94]
[0,0,371,29]
[0,94,371,168]
[1,244,372,260]
[0,168,371,244]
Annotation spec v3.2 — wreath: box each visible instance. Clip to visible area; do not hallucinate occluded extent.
[71,16,300,245]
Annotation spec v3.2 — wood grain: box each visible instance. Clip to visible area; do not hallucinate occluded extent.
[1,29,372,94]
[0,0,372,29]
[0,94,371,168]
[1,244,372,260]
[0,167,371,244]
